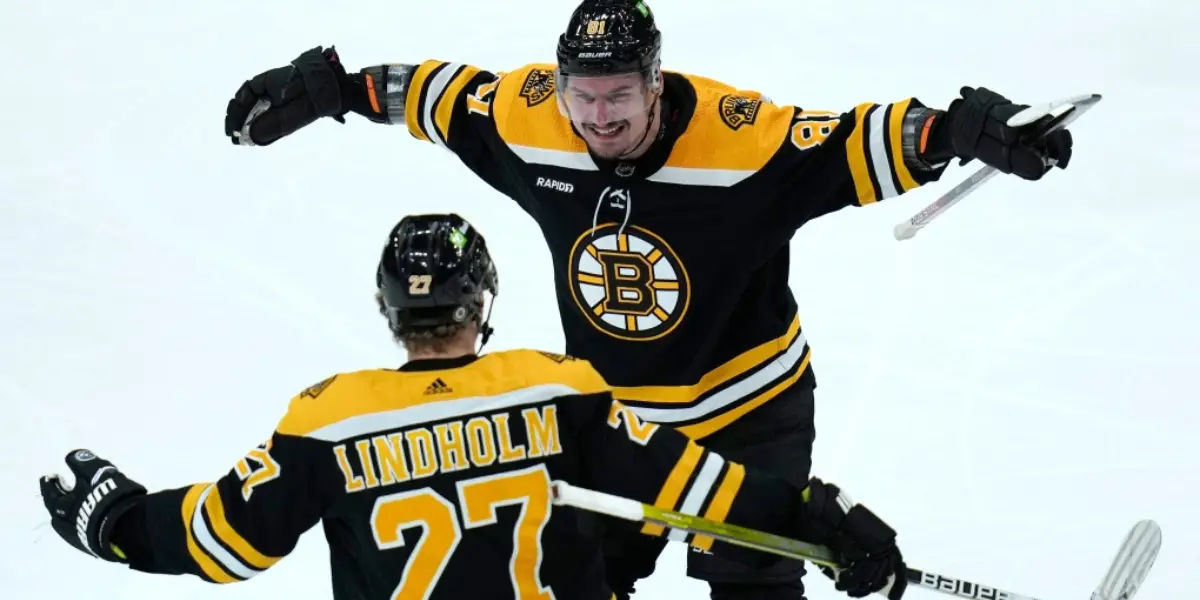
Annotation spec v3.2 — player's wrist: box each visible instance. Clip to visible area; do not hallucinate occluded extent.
[351,65,413,125]
[105,497,152,563]
[909,108,955,167]
[96,496,144,562]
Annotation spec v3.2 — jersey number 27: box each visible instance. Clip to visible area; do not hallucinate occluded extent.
[371,464,554,600]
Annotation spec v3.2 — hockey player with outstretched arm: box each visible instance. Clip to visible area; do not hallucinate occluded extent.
[40,214,907,600]
[220,1,1075,598]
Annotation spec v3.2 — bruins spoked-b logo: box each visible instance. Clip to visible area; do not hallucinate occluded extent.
[718,94,762,130]
[568,223,690,341]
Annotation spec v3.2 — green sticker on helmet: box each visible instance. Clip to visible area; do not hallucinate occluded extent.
[635,1,649,17]
[449,229,468,249]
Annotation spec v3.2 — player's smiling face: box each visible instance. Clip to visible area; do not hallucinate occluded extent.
[562,72,653,158]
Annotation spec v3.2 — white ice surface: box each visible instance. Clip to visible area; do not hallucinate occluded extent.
[2,0,1198,598]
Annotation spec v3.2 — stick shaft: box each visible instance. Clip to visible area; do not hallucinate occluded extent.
[893,93,1102,241]
[893,166,1000,240]
[907,568,1042,600]
[551,481,1041,600]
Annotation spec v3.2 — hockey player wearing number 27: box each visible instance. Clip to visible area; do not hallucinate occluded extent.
[221,1,1076,599]
[39,213,908,600]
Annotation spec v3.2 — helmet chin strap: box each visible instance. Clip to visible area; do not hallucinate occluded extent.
[614,94,660,159]
[478,323,494,351]
[475,294,496,353]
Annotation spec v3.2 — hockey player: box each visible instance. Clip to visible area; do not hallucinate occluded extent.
[220,1,1074,598]
[39,213,908,600]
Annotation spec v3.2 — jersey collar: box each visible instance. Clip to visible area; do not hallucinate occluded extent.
[398,354,480,371]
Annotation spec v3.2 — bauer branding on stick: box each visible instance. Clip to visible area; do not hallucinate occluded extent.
[551,480,1161,600]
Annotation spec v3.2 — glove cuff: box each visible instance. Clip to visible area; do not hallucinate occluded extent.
[91,482,147,563]
[799,478,844,544]
[350,65,414,125]
[919,103,959,164]
[841,504,897,556]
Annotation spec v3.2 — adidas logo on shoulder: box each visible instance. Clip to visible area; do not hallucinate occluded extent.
[424,378,453,395]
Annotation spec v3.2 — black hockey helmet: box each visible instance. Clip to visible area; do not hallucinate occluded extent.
[376,213,498,343]
[556,0,662,80]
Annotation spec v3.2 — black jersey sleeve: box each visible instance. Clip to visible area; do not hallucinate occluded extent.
[768,99,950,229]
[398,60,518,198]
[108,429,330,583]
[573,393,805,566]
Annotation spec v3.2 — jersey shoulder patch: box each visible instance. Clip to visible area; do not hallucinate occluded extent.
[536,351,579,363]
[275,370,390,438]
[662,72,794,177]
[514,65,557,108]
[300,375,337,399]
[492,63,587,155]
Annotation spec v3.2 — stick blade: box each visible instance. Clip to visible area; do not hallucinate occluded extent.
[1006,93,1102,128]
[1091,520,1162,600]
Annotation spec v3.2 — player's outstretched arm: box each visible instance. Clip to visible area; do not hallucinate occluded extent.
[573,393,908,599]
[770,87,1075,229]
[766,98,948,228]
[224,46,515,196]
[224,46,501,151]
[39,433,328,584]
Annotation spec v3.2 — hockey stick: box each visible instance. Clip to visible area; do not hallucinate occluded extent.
[892,93,1102,241]
[550,481,1161,600]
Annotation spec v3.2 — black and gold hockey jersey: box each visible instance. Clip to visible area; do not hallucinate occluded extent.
[109,350,805,599]
[391,61,946,439]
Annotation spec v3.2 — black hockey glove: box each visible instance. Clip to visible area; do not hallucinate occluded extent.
[602,527,668,600]
[39,449,147,563]
[923,86,1073,181]
[225,46,366,146]
[801,478,906,599]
